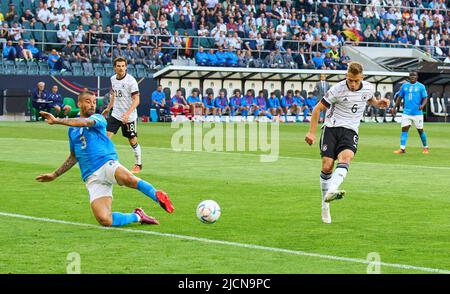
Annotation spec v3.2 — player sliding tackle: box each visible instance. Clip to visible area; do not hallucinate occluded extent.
[305,62,389,224]
[35,92,174,227]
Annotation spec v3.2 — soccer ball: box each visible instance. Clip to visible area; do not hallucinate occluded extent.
[196,200,221,224]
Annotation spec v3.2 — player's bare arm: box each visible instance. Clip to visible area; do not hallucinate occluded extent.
[419,97,428,110]
[392,95,403,115]
[36,151,77,182]
[39,111,95,127]
[368,97,390,109]
[102,90,115,117]
[122,92,140,124]
[305,101,328,145]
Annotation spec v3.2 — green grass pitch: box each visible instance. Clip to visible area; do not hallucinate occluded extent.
[0,121,449,274]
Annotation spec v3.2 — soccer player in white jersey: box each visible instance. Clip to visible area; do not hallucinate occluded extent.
[102,57,143,174]
[305,62,390,224]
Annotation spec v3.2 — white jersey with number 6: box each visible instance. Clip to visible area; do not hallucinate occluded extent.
[110,73,140,122]
[322,80,375,134]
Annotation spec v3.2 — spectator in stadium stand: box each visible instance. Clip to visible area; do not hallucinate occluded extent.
[2,39,16,61]
[224,46,238,67]
[26,39,42,61]
[205,48,217,66]
[312,52,326,70]
[5,4,18,24]
[195,46,208,66]
[92,39,111,64]
[15,38,33,62]
[48,49,67,74]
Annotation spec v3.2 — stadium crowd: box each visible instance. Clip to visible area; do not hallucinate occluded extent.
[0,0,449,74]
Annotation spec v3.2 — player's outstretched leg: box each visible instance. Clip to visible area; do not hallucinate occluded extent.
[91,196,158,226]
[114,165,174,213]
[325,160,351,203]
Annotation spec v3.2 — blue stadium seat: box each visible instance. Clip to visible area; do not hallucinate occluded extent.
[71,62,83,76]
[93,63,105,76]
[27,63,39,75]
[135,64,146,78]
[33,22,45,43]
[104,64,114,76]
[3,60,15,74]
[15,61,27,75]
[45,23,58,44]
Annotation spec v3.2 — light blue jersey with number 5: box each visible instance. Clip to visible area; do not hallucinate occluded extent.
[69,114,118,181]
[398,82,427,115]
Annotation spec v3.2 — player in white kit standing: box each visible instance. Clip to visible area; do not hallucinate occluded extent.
[102,57,143,174]
[305,62,390,224]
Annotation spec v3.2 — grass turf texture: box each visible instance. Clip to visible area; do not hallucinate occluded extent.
[0,121,449,274]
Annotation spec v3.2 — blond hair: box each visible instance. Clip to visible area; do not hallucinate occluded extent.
[347,61,364,75]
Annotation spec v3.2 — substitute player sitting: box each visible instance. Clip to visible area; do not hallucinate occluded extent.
[36,92,174,227]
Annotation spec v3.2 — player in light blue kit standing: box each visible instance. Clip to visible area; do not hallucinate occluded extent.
[36,92,174,227]
[392,71,429,154]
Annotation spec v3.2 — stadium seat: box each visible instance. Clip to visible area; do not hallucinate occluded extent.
[104,64,114,77]
[82,62,94,76]
[3,60,15,75]
[93,63,105,76]
[301,90,307,99]
[180,88,186,98]
[429,97,447,117]
[97,97,104,109]
[274,89,281,99]
[15,61,27,75]
[22,22,32,40]
[63,97,80,117]
[70,62,82,76]
[135,64,146,78]
[127,65,137,78]
[33,22,45,43]
[45,23,58,44]
[38,61,49,75]
[163,87,171,100]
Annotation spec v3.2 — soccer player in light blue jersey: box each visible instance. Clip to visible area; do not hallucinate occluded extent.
[36,92,174,227]
[392,72,429,154]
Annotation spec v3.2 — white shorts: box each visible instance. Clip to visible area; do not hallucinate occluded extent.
[85,160,123,203]
[401,114,424,129]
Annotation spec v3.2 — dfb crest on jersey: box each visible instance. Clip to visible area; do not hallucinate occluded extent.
[322,144,328,152]
[361,94,368,101]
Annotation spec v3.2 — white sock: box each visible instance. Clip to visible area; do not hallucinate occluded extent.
[327,163,349,194]
[131,143,142,165]
[320,171,332,209]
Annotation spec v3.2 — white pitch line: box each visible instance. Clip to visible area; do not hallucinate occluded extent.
[0,211,448,274]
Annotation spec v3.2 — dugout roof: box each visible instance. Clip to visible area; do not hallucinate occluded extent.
[153,66,409,84]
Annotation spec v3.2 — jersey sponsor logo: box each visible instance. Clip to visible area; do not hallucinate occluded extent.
[353,135,358,144]
[322,144,328,152]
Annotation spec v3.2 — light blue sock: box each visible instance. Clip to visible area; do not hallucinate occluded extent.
[295,113,299,120]
[266,113,273,119]
[284,112,288,121]
[137,179,158,203]
[112,212,139,226]
[400,131,409,149]
[420,132,428,147]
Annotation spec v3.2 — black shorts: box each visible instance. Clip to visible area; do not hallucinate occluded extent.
[319,126,358,160]
[106,116,138,138]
